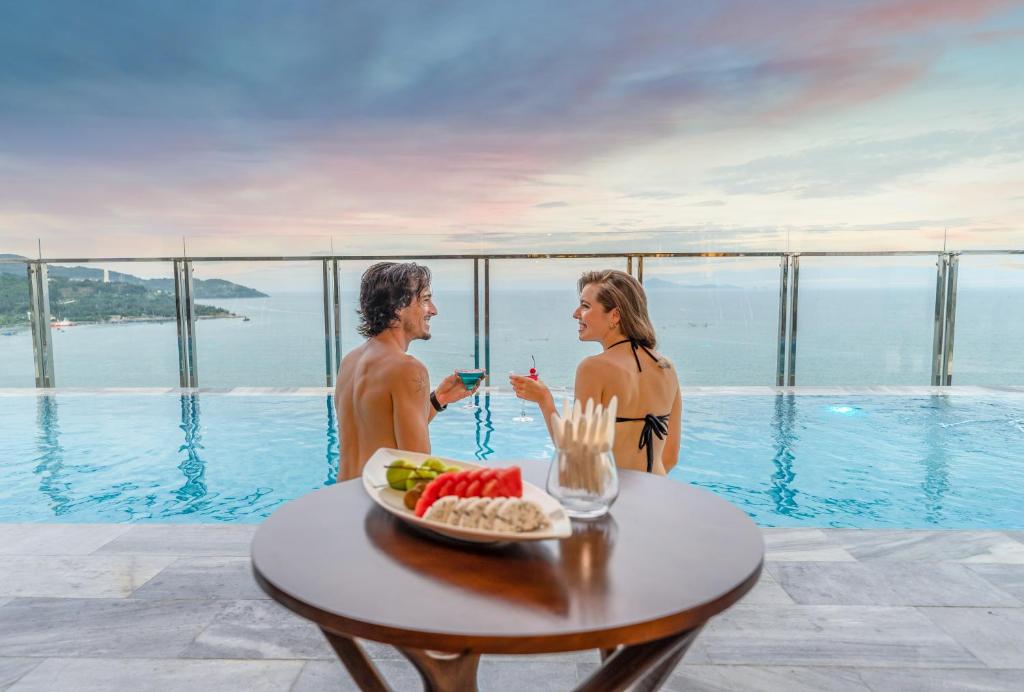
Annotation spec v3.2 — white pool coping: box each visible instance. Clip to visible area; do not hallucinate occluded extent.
[2,385,1024,397]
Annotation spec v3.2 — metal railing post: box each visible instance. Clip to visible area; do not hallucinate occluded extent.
[183,261,199,387]
[776,255,790,386]
[332,259,342,376]
[483,258,490,378]
[637,256,644,285]
[626,255,633,276]
[943,254,959,386]
[173,260,199,387]
[786,255,800,387]
[930,253,949,385]
[473,259,480,369]
[27,262,55,388]
[173,260,190,387]
[322,259,334,387]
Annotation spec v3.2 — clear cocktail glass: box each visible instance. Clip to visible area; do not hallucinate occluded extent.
[455,368,486,411]
[512,357,538,423]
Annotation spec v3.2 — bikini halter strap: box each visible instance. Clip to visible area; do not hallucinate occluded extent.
[607,338,657,372]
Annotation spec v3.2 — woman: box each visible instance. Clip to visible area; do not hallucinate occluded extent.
[510,270,682,475]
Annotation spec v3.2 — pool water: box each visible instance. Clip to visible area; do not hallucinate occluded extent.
[1,392,1022,528]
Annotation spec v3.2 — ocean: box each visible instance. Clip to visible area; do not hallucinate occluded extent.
[1,285,1022,388]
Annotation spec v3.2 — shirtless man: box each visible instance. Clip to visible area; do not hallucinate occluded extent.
[334,262,480,481]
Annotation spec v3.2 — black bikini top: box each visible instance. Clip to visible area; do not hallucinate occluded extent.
[608,339,670,473]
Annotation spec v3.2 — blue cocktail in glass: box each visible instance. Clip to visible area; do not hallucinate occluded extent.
[455,368,486,410]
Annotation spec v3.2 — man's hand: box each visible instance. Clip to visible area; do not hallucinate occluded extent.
[435,371,484,406]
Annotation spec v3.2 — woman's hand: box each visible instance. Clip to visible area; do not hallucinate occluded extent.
[435,372,483,405]
[509,374,553,408]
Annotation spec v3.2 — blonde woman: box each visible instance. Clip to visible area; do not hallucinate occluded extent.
[510,270,682,475]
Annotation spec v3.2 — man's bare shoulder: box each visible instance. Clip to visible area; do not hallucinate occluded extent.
[383,354,429,392]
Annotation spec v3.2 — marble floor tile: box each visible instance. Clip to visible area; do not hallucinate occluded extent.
[291,659,417,692]
[855,667,1024,691]
[0,597,225,658]
[1006,531,1024,545]
[829,530,1024,563]
[478,659,579,691]
[131,557,266,600]
[0,524,130,556]
[761,529,856,562]
[7,658,303,692]
[921,607,1024,669]
[698,604,982,668]
[0,555,175,598]
[737,569,795,606]
[0,659,42,690]
[770,562,1022,607]
[181,599,334,660]
[967,564,1024,602]
[95,524,257,557]
[661,665,870,692]
[0,599,10,609]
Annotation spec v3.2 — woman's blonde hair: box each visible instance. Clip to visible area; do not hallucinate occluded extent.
[578,269,657,348]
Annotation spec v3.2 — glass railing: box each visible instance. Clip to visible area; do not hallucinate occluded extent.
[1,250,1021,389]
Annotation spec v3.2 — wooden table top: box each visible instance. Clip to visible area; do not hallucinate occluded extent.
[252,461,763,654]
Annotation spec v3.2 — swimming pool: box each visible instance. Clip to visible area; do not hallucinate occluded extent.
[1,390,1022,528]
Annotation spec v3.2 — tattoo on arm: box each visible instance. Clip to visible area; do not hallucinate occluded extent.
[415,371,428,394]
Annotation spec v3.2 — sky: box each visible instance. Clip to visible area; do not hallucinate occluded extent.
[2,0,1023,272]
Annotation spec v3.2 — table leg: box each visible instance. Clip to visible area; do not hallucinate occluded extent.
[575,627,702,692]
[397,647,481,692]
[631,626,703,692]
[320,629,390,692]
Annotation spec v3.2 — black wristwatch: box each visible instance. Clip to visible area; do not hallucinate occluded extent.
[430,390,447,412]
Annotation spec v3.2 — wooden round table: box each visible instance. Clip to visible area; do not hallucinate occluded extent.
[252,461,763,691]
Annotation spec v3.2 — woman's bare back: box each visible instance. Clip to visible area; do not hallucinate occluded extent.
[578,343,681,474]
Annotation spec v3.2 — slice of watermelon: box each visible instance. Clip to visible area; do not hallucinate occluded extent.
[454,480,469,497]
[435,475,457,498]
[465,480,482,497]
[481,479,500,498]
[413,472,455,517]
[497,467,523,497]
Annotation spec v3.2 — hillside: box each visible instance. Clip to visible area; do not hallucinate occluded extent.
[0,255,267,299]
[0,273,233,327]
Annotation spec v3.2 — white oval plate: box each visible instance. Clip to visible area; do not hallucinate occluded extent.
[362,448,572,543]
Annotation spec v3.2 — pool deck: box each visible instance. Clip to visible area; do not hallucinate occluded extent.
[1,526,1023,691]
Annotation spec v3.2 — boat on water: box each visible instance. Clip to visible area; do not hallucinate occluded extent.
[51,319,76,328]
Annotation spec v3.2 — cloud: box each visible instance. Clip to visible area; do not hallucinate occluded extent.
[534,201,569,208]
[710,125,1024,197]
[0,0,1021,247]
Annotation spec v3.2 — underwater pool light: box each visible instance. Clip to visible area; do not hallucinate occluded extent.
[829,405,858,415]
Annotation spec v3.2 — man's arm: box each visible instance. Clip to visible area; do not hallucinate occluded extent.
[391,359,432,453]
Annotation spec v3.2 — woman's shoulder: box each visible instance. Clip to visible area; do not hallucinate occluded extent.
[650,349,675,372]
[576,354,610,375]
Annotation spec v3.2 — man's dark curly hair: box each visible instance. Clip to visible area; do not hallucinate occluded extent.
[357,262,432,338]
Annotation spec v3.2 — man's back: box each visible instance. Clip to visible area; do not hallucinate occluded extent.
[335,340,428,481]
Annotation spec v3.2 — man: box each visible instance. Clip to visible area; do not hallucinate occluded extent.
[334,262,480,481]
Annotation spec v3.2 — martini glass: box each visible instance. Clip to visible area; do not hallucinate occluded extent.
[455,368,486,411]
[512,356,538,423]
